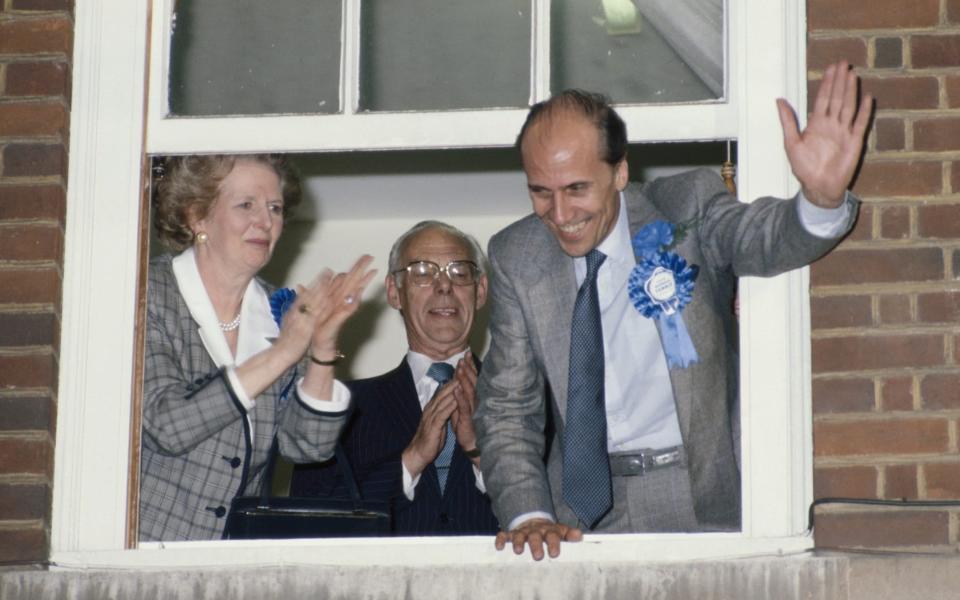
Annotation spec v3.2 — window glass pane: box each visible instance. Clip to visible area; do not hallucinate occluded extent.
[168,0,342,116]
[551,0,723,103]
[359,0,530,112]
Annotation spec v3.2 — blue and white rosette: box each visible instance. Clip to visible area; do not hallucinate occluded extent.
[629,222,700,368]
[269,287,297,328]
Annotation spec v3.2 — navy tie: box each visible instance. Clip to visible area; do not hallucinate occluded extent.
[427,362,456,494]
[563,249,612,529]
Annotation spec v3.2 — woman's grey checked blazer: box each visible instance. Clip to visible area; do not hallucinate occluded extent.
[139,254,348,541]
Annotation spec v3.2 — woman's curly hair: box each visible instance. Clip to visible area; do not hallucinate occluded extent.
[152,154,302,251]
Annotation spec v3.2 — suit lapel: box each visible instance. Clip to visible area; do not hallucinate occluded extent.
[383,359,423,445]
[624,186,694,438]
[524,231,577,422]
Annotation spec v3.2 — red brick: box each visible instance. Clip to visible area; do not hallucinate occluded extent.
[917,204,960,239]
[860,76,940,111]
[914,118,960,152]
[10,0,73,10]
[884,464,918,499]
[952,162,960,193]
[0,184,65,221]
[921,373,960,410]
[814,418,949,457]
[0,527,45,563]
[813,377,875,414]
[917,291,960,323]
[811,248,943,287]
[846,204,873,241]
[0,395,53,431]
[878,294,911,325]
[874,37,903,69]
[811,294,872,329]
[0,482,48,520]
[808,0,938,30]
[0,101,67,137]
[0,436,52,476]
[879,205,909,239]
[814,466,876,498]
[950,0,960,24]
[874,118,905,152]
[853,161,941,197]
[0,312,56,346]
[924,463,960,498]
[808,37,868,70]
[0,267,61,304]
[814,510,948,548]
[948,77,960,109]
[1,143,66,178]
[0,17,72,55]
[813,334,944,373]
[881,376,914,412]
[5,60,70,98]
[0,353,56,389]
[912,35,960,69]
[0,224,62,261]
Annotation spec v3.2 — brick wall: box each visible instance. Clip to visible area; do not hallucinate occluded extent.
[809,0,960,550]
[0,0,72,564]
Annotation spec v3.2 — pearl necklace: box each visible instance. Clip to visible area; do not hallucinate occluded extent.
[219,312,241,332]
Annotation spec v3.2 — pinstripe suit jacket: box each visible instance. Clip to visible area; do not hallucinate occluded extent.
[475,169,858,530]
[139,253,348,541]
[291,359,500,536]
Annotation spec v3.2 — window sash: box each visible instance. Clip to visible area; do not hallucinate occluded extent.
[146,0,735,153]
[53,0,812,561]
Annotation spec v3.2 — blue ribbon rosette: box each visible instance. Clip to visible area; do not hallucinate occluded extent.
[269,287,297,328]
[628,221,700,368]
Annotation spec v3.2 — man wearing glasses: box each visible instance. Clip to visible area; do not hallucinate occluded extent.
[292,220,498,535]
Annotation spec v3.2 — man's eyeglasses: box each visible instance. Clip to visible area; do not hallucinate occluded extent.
[392,260,480,287]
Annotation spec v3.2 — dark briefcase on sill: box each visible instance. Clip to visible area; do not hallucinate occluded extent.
[223,440,391,540]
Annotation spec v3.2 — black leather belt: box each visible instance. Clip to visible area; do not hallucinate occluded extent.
[608,446,686,477]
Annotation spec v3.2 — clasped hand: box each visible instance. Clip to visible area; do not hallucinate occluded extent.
[402,354,480,477]
[275,254,377,364]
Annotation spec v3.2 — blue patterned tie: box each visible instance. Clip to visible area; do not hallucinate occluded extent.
[563,249,612,529]
[427,361,456,495]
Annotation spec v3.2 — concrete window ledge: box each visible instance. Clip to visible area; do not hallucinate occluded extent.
[3,552,960,599]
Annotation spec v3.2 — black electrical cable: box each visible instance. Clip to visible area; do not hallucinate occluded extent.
[807,497,960,533]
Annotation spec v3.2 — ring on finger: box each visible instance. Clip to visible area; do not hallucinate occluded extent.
[344,294,355,305]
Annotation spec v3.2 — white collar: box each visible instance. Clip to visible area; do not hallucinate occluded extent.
[406,348,468,383]
[171,247,280,367]
[597,190,634,266]
[574,191,634,283]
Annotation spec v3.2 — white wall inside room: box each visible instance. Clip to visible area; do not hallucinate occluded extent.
[253,142,732,381]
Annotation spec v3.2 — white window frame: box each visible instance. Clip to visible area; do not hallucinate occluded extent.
[52,0,813,566]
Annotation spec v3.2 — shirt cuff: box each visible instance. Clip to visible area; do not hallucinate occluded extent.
[224,366,254,411]
[507,511,556,532]
[402,462,421,501]
[295,377,351,413]
[472,464,486,494]
[797,190,852,239]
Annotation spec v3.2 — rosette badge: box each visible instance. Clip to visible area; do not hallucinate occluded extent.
[628,220,700,368]
[269,288,297,328]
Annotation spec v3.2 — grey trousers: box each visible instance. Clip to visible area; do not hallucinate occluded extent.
[554,462,701,533]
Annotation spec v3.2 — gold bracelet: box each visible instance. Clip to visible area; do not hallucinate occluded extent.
[309,350,344,366]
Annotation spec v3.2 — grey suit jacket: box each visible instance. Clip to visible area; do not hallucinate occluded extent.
[139,254,348,541]
[475,168,857,530]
